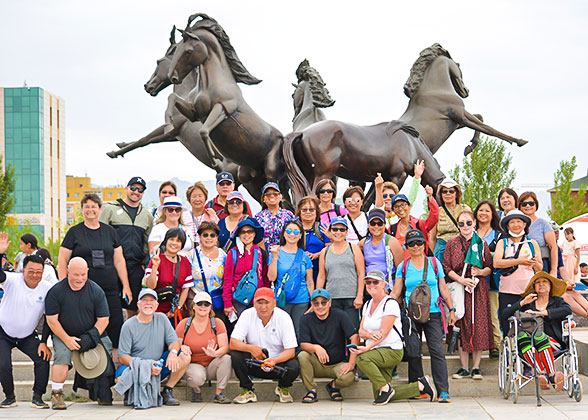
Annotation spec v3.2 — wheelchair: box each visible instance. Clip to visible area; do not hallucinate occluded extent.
[498,314,582,405]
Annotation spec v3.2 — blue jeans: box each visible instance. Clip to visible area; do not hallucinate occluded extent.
[115,350,177,380]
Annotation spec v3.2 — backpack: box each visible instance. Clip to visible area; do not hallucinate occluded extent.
[402,257,439,323]
[276,249,305,306]
[206,199,225,216]
[231,248,259,305]
[182,316,217,345]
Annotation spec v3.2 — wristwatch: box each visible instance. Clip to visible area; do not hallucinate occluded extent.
[449,307,456,313]
[171,349,178,354]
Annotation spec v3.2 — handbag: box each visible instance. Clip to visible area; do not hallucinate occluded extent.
[512,310,544,335]
[155,257,181,303]
[445,281,465,320]
[194,249,224,311]
[391,300,422,361]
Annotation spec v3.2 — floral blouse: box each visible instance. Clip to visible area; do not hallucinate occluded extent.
[255,208,294,249]
[187,246,227,293]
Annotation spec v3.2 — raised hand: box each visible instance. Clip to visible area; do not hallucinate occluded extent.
[414,160,425,179]
[0,232,10,254]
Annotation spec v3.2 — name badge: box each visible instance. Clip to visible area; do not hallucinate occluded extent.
[116,209,123,215]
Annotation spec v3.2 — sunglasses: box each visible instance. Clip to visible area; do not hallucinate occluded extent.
[300,207,315,213]
[160,190,175,195]
[369,220,384,227]
[520,201,536,208]
[196,301,211,307]
[264,191,280,197]
[165,207,182,213]
[441,189,456,194]
[285,228,301,235]
[406,240,425,247]
[319,188,335,194]
[311,299,329,307]
[218,181,233,187]
[330,227,347,232]
[364,279,382,286]
[458,220,473,227]
[129,185,145,193]
[393,202,408,210]
[200,232,217,238]
[345,197,362,204]
[227,199,243,205]
[383,193,394,199]
[239,229,255,235]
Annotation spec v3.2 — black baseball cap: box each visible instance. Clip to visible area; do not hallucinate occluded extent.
[216,172,235,184]
[127,176,147,189]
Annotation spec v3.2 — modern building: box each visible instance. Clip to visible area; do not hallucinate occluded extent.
[66,176,125,225]
[0,86,66,240]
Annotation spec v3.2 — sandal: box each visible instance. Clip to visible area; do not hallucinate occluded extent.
[302,390,318,403]
[326,380,344,401]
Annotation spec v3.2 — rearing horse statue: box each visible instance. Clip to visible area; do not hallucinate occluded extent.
[292,59,335,132]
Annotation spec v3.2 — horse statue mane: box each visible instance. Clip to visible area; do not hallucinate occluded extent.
[185,13,262,85]
[403,43,452,98]
[294,59,335,108]
[165,25,177,56]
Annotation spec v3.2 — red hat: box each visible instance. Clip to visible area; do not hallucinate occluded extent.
[253,287,275,302]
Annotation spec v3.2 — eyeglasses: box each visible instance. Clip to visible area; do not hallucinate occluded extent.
[393,202,408,211]
[383,193,394,199]
[129,185,145,193]
[345,197,362,204]
[441,189,456,194]
[330,227,347,232]
[318,188,334,195]
[239,229,255,235]
[285,228,301,235]
[369,220,384,227]
[300,207,315,213]
[200,232,217,238]
[165,207,182,213]
[227,199,243,205]
[218,181,233,187]
[406,240,425,247]
[196,301,212,307]
[520,201,536,208]
[311,299,329,307]
[264,191,280,197]
[364,279,382,286]
[458,220,473,227]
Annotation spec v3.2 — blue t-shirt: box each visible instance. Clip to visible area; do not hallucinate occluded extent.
[396,257,445,314]
[269,248,313,304]
[303,228,330,282]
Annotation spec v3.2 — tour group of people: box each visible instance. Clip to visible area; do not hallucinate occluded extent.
[0,162,584,409]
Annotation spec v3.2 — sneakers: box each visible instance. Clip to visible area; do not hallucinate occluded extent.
[373,384,395,405]
[233,389,257,404]
[438,391,451,403]
[418,376,437,402]
[51,390,67,410]
[274,386,293,403]
[161,387,180,406]
[213,392,231,404]
[1,395,17,408]
[97,398,113,406]
[452,368,470,379]
[123,391,132,406]
[31,392,49,409]
[191,389,202,403]
[471,368,483,380]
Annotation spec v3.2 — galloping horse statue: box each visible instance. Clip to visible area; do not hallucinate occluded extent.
[168,14,287,197]
[292,59,335,132]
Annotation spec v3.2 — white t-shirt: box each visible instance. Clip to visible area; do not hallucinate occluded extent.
[42,264,59,285]
[0,272,53,338]
[362,297,403,350]
[148,223,194,256]
[231,307,298,358]
[346,212,368,244]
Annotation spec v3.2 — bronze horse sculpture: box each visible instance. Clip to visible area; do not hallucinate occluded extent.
[167,14,286,196]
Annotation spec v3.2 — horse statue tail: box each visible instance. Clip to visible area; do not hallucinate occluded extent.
[283,132,311,205]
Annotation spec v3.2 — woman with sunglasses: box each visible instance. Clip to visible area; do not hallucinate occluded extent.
[497,188,518,218]
[148,196,194,256]
[255,182,294,250]
[430,179,470,265]
[518,191,559,276]
[175,292,231,404]
[342,186,368,244]
[217,191,251,251]
[295,196,330,285]
[315,179,348,225]
[152,181,180,222]
[316,217,365,329]
[391,229,456,403]
[183,182,219,245]
[268,220,314,337]
[443,211,493,380]
[358,208,403,287]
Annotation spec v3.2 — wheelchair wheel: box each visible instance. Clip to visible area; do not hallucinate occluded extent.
[574,380,582,402]
[498,339,512,399]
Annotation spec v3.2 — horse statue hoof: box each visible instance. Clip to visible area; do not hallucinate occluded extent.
[516,138,528,147]
[106,151,120,159]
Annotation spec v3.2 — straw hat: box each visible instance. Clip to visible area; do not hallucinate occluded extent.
[72,344,108,379]
[521,271,567,297]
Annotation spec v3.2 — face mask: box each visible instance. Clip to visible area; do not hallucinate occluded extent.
[509,230,524,238]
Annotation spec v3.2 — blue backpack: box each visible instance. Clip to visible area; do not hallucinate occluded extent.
[232,248,259,305]
[275,249,304,307]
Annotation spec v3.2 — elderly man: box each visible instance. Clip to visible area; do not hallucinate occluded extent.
[0,232,52,409]
[297,288,359,403]
[116,289,190,408]
[45,257,111,410]
[229,287,300,404]
[206,171,252,219]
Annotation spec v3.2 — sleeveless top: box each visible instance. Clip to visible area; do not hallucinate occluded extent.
[364,236,388,278]
[324,244,358,299]
[499,238,535,295]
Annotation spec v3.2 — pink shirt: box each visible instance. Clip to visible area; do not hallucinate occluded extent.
[319,203,348,225]
[222,245,269,308]
[499,239,535,295]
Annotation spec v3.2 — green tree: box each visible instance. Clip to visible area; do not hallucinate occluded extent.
[0,154,16,231]
[449,136,516,209]
[548,156,588,224]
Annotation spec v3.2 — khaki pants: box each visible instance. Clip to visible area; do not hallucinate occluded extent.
[489,291,502,348]
[298,351,355,391]
[184,354,232,391]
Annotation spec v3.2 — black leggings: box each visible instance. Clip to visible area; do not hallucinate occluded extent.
[498,292,521,336]
[104,290,123,348]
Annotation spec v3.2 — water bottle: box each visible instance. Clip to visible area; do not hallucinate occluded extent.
[154,358,164,369]
[447,326,460,354]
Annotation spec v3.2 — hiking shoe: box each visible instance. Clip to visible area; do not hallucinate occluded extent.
[489,349,500,359]
[161,387,180,406]
[31,392,48,409]
[373,384,395,405]
[233,389,257,404]
[411,392,429,400]
[275,386,293,403]
[418,376,437,402]
[438,391,451,403]
[191,389,202,403]
[51,390,67,410]
[471,368,483,380]
[452,368,470,379]
[97,398,112,406]
[0,395,17,408]
[213,392,231,404]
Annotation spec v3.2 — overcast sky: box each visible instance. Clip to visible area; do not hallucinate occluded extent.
[1,0,587,192]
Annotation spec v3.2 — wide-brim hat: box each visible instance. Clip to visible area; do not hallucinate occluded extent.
[72,344,108,379]
[500,209,532,232]
[521,271,567,298]
[232,217,264,244]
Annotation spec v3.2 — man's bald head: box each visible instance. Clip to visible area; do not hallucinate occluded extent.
[68,257,88,270]
[67,257,89,291]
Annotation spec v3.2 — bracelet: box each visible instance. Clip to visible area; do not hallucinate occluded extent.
[449,307,456,313]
